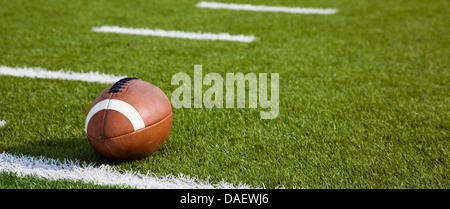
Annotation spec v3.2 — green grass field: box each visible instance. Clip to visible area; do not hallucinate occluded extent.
[0,0,448,189]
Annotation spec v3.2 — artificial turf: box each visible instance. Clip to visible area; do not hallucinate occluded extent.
[0,0,448,188]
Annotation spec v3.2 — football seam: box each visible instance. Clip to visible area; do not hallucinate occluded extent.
[101,94,114,139]
[87,111,173,142]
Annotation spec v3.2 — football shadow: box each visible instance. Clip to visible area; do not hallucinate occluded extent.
[4,137,118,165]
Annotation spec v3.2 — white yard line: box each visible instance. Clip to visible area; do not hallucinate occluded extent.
[196,1,338,15]
[0,66,125,83]
[92,25,256,43]
[0,152,254,189]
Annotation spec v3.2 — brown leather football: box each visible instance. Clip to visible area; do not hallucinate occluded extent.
[85,77,172,160]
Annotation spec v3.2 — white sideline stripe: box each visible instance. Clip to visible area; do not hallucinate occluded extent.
[0,66,125,84]
[85,99,146,133]
[0,152,254,189]
[0,120,6,128]
[92,26,256,43]
[196,1,338,15]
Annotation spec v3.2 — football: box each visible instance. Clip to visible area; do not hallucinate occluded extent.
[85,77,173,160]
